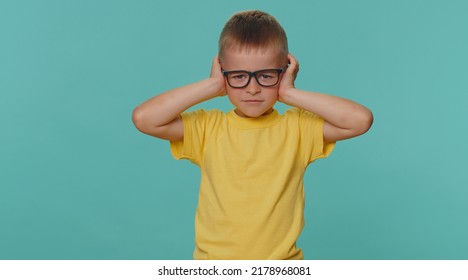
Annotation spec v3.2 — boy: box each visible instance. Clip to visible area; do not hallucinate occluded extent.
[132,10,373,260]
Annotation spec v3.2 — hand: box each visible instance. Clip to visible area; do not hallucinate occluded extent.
[278,53,299,104]
[209,55,227,97]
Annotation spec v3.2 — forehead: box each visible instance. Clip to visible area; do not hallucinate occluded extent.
[220,47,284,71]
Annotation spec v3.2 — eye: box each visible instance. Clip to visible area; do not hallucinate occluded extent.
[230,73,247,80]
[258,71,277,80]
[259,73,274,79]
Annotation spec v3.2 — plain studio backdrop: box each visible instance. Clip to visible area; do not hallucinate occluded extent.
[1,0,467,259]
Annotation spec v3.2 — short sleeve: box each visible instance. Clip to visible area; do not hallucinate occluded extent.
[287,108,336,164]
[169,110,205,166]
[170,109,223,166]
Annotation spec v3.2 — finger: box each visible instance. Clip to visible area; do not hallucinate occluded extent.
[211,55,222,73]
[213,55,220,66]
[214,55,221,66]
[288,54,299,73]
[286,53,297,69]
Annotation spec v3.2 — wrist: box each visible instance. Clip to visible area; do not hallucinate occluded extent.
[207,77,226,97]
[279,87,298,106]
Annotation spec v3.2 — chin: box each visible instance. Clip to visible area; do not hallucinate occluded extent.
[236,108,273,118]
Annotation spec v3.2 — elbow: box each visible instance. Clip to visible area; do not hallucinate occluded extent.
[327,107,374,142]
[132,106,147,133]
[355,108,374,136]
[131,106,168,138]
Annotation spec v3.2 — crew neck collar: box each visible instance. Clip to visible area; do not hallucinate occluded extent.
[226,109,281,129]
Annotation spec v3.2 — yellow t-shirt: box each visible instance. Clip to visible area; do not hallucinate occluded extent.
[170,108,335,259]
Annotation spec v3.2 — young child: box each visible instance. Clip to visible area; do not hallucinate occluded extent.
[132,10,373,260]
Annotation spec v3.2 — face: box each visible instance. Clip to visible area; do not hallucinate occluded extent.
[220,47,287,118]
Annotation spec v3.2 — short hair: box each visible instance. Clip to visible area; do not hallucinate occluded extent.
[219,10,288,58]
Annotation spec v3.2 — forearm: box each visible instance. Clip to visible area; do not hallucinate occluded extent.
[282,88,373,132]
[133,78,221,128]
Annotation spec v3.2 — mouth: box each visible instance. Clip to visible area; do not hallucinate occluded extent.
[242,100,263,103]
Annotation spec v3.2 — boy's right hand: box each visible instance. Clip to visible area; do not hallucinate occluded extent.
[209,55,227,97]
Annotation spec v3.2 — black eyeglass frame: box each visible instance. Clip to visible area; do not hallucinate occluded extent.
[221,66,288,88]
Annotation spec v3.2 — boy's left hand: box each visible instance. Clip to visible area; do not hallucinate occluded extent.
[278,53,299,104]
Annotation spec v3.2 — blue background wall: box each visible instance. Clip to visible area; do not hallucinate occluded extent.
[1,0,467,259]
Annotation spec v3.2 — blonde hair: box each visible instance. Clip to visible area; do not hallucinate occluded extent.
[218,10,288,58]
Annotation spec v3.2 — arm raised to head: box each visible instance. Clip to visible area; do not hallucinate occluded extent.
[278,54,373,142]
[132,56,226,141]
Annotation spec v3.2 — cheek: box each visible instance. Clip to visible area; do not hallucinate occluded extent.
[226,88,241,102]
[265,88,279,97]
[265,89,280,104]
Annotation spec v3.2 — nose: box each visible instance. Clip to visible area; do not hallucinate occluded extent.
[246,76,261,95]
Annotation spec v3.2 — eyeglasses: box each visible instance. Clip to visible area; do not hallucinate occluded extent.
[222,66,287,88]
